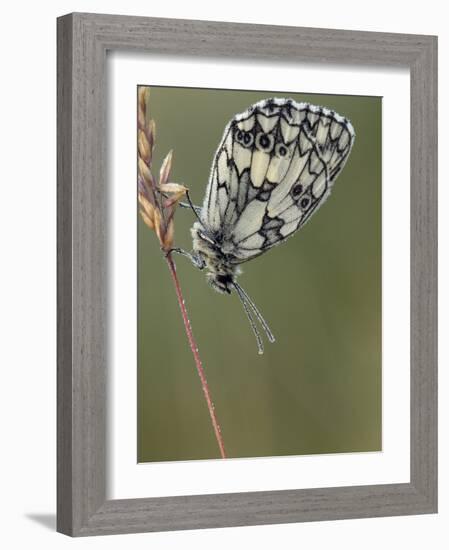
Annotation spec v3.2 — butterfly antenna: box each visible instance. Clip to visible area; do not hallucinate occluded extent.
[185,190,204,227]
[233,282,276,344]
[233,283,264,355]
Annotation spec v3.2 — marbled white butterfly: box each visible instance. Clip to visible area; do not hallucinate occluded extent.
[173,97,355,353]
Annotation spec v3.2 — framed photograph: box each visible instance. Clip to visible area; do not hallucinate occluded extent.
[57,13,437,536]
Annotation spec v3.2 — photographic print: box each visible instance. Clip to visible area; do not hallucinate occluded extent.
[137,86,381,463]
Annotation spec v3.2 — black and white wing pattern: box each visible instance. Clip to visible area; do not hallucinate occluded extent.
[200,97,355,263]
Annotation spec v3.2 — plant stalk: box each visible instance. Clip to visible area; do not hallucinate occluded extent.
[165,253,227,459]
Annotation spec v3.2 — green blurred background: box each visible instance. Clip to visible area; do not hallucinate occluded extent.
[138,86,381,463]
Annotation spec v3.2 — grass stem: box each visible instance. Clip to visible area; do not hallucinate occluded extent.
[165,253,227,459]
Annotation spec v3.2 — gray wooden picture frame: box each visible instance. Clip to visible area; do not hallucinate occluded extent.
[57,12,438,537]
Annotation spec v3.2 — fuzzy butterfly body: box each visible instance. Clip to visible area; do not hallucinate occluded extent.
[185,97,355,352]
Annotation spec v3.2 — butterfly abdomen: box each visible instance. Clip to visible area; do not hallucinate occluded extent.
[191,221,241,294]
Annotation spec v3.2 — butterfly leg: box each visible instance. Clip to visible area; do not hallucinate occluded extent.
[166,247,205,270]
[160,188,202,214]
[179,201,202,214]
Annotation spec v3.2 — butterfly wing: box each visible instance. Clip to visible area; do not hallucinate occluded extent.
[200,98,355,263]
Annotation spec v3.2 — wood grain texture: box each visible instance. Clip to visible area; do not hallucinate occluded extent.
[57,13,74,536]
[57,12,438,536]
[410,35,438,509]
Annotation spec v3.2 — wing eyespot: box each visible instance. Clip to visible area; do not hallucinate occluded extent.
[275,143,289,158]
[255,132,274,153]
[300,196,311,210]
[291,183,303,197]
[243,132,254,147]
[235,128,254,148]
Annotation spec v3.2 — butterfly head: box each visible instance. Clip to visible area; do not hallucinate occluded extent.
[206,272,234,294]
